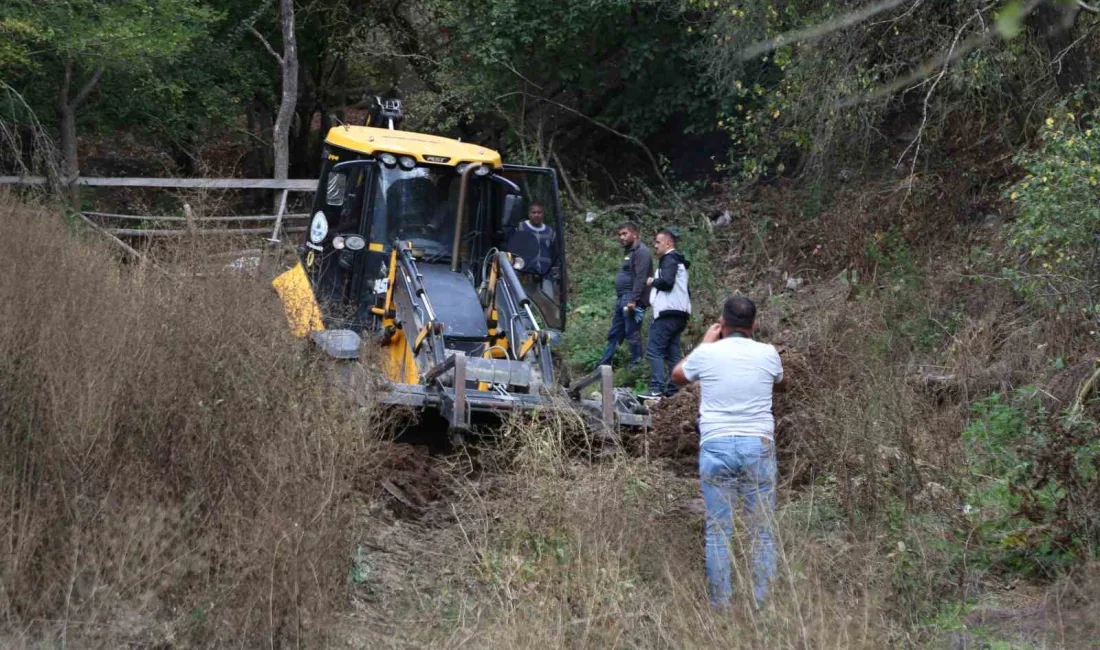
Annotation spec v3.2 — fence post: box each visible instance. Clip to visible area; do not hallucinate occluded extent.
[183,203,196,236]
[268,189,289,244]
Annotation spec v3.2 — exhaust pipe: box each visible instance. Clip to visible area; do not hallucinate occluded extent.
[451,162,482,272]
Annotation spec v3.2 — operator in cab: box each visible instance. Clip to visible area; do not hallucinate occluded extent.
[505,202,558,278]
[505,201,561,324]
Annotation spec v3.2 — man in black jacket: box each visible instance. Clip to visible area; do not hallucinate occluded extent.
[596,222,652,368]
[505,202,558,278]
[643,229,691,398]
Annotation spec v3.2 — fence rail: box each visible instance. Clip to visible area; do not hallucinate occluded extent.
[0,176,318,190]
[83,211,311,223]
[109,226,308,237]
[0,176,321,258]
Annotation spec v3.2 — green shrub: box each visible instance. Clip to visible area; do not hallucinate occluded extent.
[960,387,1099,577]
[1005,102,1100,315]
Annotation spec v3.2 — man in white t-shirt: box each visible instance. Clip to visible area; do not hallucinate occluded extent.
[671,294,787,609]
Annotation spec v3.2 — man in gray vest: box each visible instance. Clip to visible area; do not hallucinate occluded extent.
[642,229,691,399]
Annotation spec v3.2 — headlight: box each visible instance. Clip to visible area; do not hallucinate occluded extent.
[309,211,328,244]
[512,256,525,271]
[332,236,346,250]
[379,153,397,167]
[344,235,366,251]
[398,155,416,170]
[474,165,490,176]
[456,162,469,174]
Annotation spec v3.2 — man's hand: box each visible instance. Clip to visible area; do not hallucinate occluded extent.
[646,277,653,287]
[626,301,636,311]
[702,322,723,344]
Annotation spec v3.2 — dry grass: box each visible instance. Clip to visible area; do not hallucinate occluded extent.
[3,178,1096,649]
[0,191,389,647]
[340,408,898,649]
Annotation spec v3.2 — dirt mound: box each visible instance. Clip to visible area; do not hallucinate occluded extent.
[362,443,454,522]
[633,386,700,475]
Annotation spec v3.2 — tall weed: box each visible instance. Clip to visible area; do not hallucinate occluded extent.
[0,193,386,647]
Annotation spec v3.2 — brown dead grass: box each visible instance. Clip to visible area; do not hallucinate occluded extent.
[0,192,390,647]
[341,408,899,649]
[4,161,1095,649]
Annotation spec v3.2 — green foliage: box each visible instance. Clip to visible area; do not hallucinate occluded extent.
[994,1,1027,39]
[348,544,372,586]
[1005,101,1100,313]
[1,0,219,73]
[960,387,1100,577]
[0,0,223,169]
[860,228,958,355]
[691,0,1058,183]
[415,0,713,158]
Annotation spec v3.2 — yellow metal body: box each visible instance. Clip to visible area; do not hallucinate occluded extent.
[272,263,325,337]
[378,246,419,384]
[325,126,502,168]
[381,328,419,385]
[273,125,516,392]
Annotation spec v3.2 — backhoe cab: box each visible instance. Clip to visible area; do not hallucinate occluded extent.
[272,98,647,434]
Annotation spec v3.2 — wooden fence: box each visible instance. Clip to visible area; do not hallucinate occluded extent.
[0,175,318,243]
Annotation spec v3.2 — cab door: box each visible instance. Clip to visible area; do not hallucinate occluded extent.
[303,154,374,327]
[496,165,568,331]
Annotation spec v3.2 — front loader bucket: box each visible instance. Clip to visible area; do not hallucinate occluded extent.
[345,355,650,435]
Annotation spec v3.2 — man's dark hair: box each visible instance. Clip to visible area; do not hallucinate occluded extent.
[657,229,678,244]
[529,201,544,210]
[722,295,756,330]
[618,221,639,234]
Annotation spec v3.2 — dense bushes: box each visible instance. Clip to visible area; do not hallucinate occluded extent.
[1007,102,1100,315]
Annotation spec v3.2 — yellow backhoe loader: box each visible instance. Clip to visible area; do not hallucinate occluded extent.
[272,98,648,438]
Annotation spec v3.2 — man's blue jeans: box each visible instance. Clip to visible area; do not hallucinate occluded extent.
[699,435,777,608]
[597,295,643,367]
[646,313,687,395]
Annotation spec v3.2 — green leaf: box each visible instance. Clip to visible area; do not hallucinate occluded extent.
[995,1,1025,39]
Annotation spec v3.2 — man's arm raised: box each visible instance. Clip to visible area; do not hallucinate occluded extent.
[672,322,722,386]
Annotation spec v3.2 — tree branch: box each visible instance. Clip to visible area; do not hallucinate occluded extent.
[496,91,682,205]
[838,0,1044,109]
[250,25,283,65]
[736,0,912,61]
[1078,1,1099,14]
[71,67,105,109]
[551,150,583,213]
[895,9,980,196]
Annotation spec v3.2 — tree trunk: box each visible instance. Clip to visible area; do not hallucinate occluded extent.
[290,103,315,178]
[57,103,79,207]
[318,106,332,170]
[273,0,299,183]
[55,61,104,207]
